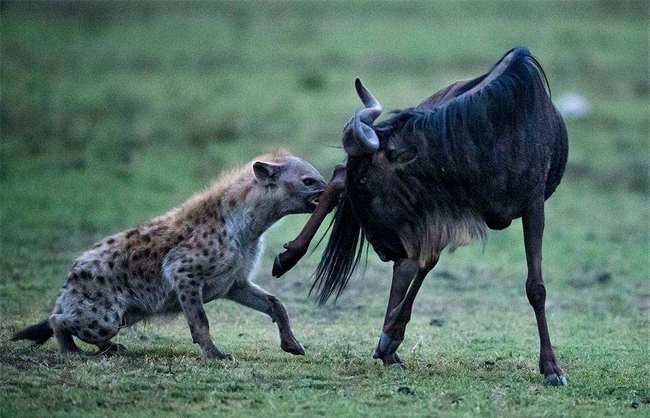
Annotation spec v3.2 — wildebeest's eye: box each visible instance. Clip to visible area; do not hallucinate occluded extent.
[302,178,317,186]
[389,147,417,164]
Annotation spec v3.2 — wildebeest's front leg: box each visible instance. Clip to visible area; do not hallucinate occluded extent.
[523,196,567,385]
[373,258,431,366]
[226,282,305,355]
[272,164,346,277]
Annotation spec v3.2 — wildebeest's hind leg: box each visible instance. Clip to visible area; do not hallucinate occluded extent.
[373,258,432,366]
[226,282,305,355]
[523,196,567,386]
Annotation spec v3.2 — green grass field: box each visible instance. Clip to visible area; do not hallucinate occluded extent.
[1,1,648,416]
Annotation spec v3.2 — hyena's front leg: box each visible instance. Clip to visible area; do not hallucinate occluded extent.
[226,282,304,355]
[171,272,230,360]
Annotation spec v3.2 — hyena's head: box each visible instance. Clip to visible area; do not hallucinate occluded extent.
[252,151,327,215]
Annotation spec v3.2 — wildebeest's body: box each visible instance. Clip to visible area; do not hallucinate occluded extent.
[346,49,567,264]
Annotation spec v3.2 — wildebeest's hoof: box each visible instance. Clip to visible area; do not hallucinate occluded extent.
[281,338,305,355]
[385,354,405,369]
[545,373,568,386]
[373,332,404,367]
[540,359,566,386]
[204,349,232,360]
[374,352,404,368]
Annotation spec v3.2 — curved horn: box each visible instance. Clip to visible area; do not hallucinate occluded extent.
[354,78,382,124]
[342,78,382,157]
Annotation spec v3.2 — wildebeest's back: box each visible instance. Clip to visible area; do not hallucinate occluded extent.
[413,48,568,227]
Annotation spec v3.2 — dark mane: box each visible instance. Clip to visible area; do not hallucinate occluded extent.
[377,47,552,135]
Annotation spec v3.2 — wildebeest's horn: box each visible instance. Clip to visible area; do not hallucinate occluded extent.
[343,78,382,156]
[352,110,379,151]
[354,78,382,124]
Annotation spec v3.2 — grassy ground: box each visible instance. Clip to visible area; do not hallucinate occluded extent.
[1,1,648,417]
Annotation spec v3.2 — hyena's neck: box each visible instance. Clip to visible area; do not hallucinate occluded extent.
[177,178,282,245]
[221,191,283,244]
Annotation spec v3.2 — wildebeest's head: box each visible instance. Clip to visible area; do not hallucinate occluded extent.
[341,80,428,196]
[341,79,436,231]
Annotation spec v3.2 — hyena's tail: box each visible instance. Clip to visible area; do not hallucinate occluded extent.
[12,319,53,345]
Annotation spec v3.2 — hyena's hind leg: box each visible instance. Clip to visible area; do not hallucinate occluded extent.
[79,310,126,356]
[55,300,125,355]
[226,282,305,355]
[49,314,81,354]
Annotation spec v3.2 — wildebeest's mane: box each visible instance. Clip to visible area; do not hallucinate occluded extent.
[377,47,555,222]
[312,47,553,304]
[376,48,551,138]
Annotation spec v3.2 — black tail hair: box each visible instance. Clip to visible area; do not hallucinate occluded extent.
[310,196,365,305]
[12,320,53,345]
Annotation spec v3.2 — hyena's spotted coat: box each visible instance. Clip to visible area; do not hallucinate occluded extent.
[13,149,326,359]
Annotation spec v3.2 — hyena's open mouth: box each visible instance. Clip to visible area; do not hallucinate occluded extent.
[307,191,324,211]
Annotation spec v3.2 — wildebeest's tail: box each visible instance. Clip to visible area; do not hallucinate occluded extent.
[310,196,365,305]
[12,319,53,345]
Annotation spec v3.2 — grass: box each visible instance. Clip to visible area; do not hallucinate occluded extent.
[1,1,648,417]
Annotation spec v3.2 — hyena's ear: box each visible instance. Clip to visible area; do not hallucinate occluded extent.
[253,161,282,184]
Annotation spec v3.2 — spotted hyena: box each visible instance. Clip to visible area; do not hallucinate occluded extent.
[13,149,326,359]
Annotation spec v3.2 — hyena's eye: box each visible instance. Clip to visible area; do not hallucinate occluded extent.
[302,178,317,186]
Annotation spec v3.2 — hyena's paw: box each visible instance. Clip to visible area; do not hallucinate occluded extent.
[59,345,82,355]
[96,342,128,356]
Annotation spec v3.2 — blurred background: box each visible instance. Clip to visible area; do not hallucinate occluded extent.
[2,0,647,266]
[1,1,648,416]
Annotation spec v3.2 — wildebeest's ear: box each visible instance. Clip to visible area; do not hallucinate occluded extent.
[253,161,282,183]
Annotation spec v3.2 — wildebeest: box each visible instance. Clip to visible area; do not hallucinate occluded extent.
[274,47,568,385]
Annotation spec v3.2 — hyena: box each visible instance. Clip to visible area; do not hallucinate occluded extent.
[13,149,326,359]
